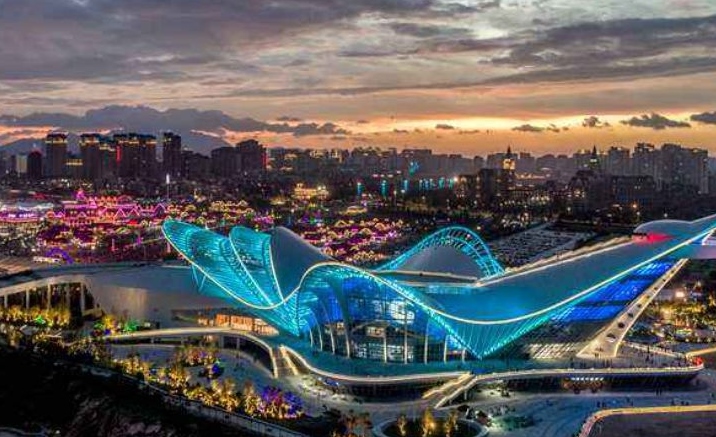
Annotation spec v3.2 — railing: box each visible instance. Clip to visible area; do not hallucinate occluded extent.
[434,362,704,408]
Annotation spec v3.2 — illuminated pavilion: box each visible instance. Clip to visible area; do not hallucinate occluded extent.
[162,214,716,364]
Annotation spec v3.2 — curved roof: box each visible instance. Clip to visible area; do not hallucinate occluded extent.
[161,215,716,358]
[377,226,504,279]
[270,226,331,292]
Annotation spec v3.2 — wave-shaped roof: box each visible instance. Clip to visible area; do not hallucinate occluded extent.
[162,216,716,359]
[270,226,331,292]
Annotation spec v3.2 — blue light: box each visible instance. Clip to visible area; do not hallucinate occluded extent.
[162,217,707,362]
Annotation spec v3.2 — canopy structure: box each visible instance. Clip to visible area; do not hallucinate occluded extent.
[163,214,716,361]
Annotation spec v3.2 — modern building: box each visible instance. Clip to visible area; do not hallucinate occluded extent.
[161,214,716,364]
[162,132,182,179]
[45,132,68,178]
[210,139,267,178]
[236,139,266,174]
[1,215,714,395]
[605,146,631,176]
[211,146,243,178]
[477,168,514,207]
[66,155,83,179]
[27,150,43,180]
[115,133,157,179]
[80,133,102,180]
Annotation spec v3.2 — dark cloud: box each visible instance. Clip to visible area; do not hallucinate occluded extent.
[488,14,716,84]
[0,0,435,82]
[393,129,410,134]
[283,59,312,68]
[435,123,456,130]
[545,124,561,133]
[356,119,370,124]
[512,124,544,133]
[0,105,350,137]
[620,113,691,129]
[2,0,716,117]
[493,14,716,68]
[292,122,350,137]
[276,115,303,122]
[510,123,564,133]
[690,111,716,125]
[582,116,610,128]
[416,0,500,17]
[388,22,471,38]
[340,36,505,58]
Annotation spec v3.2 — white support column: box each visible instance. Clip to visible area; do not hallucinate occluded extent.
[383,330,388,363]
[329,323,336,354]
[345,325,351,358]
[316,319,324,351]
[25,289,30,309]
[424,322,430,364]
[443,336,449,363]
[3,294,7,308]
[46,287,52,310]
[404,301,409,364]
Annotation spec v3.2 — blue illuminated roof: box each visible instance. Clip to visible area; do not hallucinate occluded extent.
[162,215,716,359]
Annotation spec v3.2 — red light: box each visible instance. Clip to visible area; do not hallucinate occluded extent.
[634,232,671,243]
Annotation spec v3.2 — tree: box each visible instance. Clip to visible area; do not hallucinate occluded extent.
[241,380,260,417]
[397,414,408,437]
[444,410,459,437]
[421,409,436,437]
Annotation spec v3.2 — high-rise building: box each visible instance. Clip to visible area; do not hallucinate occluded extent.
[605,146,630,175]
[211,146,242,178]
[115,133,156,179]
[45,132,68,178]
[236,139,266,174]
[97,136,117,182]
[516,152,536,173]
[632,143,660,183]
[181,151,211,180]
[162,132,182,179]
[210,139,267,179]
[478,168,514,207]
[27,150,43,180]
[685,147,709,195]
[660,143,709,194]
[66,155,84,179]
[0,151,7,176]
[80,133,102,180]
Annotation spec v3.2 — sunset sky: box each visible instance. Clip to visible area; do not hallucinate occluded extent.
[1,0,716,155]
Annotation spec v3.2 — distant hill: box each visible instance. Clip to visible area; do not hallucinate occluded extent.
[1,130,231,156]
[0,104,347,155]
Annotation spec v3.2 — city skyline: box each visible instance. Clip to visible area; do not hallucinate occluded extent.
[1,1,716,155]
[2,105,716,157]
